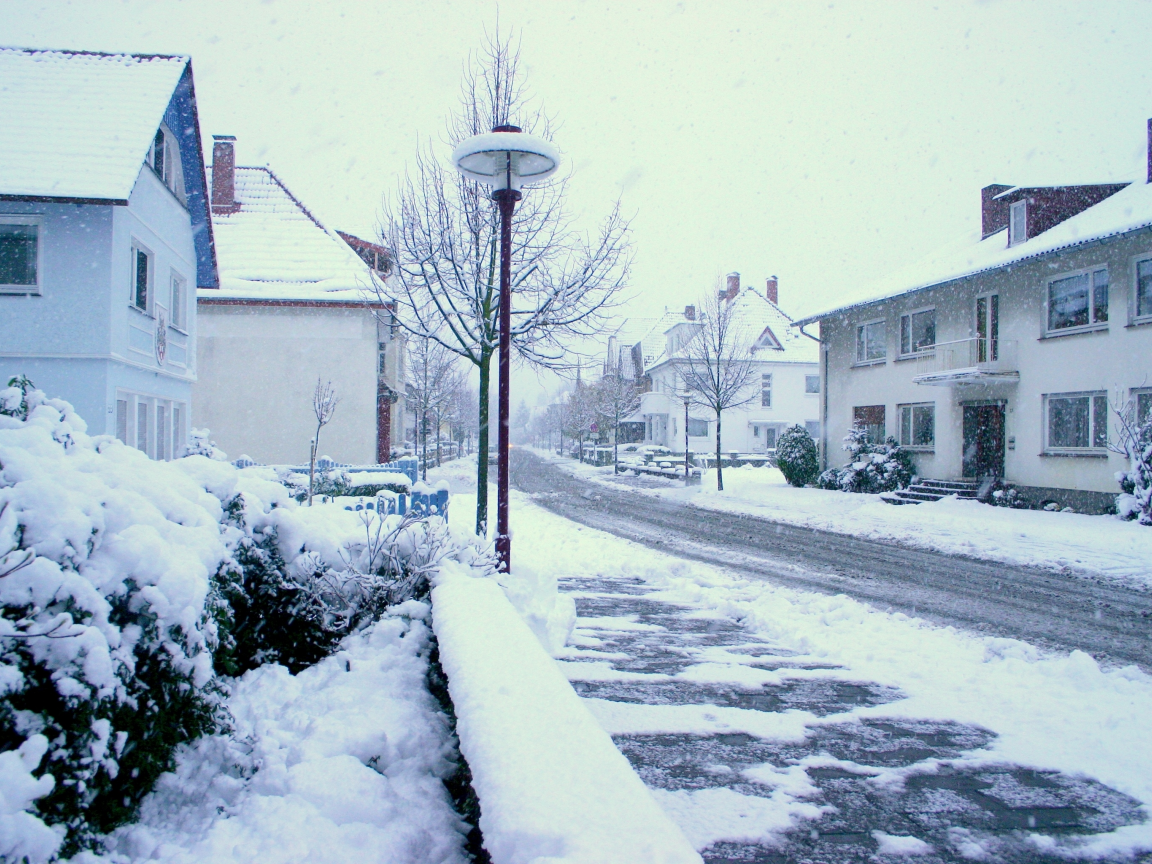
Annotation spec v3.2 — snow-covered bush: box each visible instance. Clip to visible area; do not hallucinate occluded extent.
[1,379,226,856]
[1115,410,1152,525]
[775,424,820,487]
[990,485,1029,509]
[817,424,914,494]
[181,427,227,460]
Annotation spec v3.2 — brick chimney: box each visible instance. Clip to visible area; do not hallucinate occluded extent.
[765,276,778,305]
[684,305,696,321]
[726,272,740,299]
[981,184,1012,238]
[211,135,240,214]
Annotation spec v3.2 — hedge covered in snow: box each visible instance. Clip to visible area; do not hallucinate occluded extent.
[774,425,820,487]
[817,425,914,494]
[0,380,466,860]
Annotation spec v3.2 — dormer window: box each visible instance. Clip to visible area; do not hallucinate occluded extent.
[148,125,186,204]
[753,326,783,351]
[1008,200,1027,246]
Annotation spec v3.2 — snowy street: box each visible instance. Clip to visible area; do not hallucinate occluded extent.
[511,449,1152,669]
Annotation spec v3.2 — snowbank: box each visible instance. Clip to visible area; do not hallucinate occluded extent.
[106,605,469,864]
[431,562,701,864]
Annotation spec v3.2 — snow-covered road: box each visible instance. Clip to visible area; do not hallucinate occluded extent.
[510,450,1152,669]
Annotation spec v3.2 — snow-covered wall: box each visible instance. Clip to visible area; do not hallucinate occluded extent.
[431,564,702,864]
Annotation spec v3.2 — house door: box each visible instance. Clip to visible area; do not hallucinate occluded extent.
[962,403,1005,479]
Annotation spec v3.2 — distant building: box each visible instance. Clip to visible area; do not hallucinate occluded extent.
[620,274,820,453]
[0,48,217,457]
[794,123,1152,512]
[194,136,404,465]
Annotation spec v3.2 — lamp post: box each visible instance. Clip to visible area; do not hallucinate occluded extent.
[680,393,692,486]
[452,127,559,573]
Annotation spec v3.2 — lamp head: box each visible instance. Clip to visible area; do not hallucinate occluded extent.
[452,126,560,192]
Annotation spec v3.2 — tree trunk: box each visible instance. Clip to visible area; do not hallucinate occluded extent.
[421,409,428,482]
[436,408,442,467]
[715,410,724,491]
[475,348,492,537]
[613,408,619,475]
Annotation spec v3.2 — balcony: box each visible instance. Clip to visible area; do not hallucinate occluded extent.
[909,338,1019,386]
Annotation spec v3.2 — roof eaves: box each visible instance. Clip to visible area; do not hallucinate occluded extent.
[791,219,1152,328]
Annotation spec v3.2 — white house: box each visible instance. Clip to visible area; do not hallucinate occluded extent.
[629,274,820,454]
[794,125,1152,512]
[194,136,405,466]
[0,48,217,458]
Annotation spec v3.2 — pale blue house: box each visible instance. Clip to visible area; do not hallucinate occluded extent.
[0,48,217,458]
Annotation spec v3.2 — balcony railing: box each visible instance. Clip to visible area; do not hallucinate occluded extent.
[909,338,1019,385]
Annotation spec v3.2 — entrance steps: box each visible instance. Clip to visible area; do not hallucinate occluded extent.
[881,479,981,506]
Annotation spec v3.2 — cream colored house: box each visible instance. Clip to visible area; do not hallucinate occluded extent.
[631,274,820,453]
[194,136,404,465]
[795,153,1152,513]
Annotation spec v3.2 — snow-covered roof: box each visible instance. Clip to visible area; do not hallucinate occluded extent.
[710,288,819,364]
[794,177,1152,326]
[0,47,189,200]
[202,166,380,302]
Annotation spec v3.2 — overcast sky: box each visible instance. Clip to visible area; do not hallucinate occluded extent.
[5,0,1152,401]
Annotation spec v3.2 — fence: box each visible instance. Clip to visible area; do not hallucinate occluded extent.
[342,488,449,519]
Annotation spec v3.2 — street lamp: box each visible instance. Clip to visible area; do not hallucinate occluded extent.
[680,393,692,486]
[452,126,559,573]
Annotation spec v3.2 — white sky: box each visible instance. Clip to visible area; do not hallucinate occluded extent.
[5,0,1152,404]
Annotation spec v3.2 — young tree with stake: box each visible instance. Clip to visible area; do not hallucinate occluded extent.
[681,287,758,491]
[309,379,339,506]
[373,32,632,537]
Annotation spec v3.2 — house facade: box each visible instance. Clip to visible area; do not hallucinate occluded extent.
[795,139,1152,512]
[194,136,405,465]
[631,274,820,454]
[0,48,216,458]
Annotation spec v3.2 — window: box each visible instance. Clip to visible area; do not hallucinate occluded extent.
[1133,389,1152,426]
[170,272,186,329]
[1045,392,1108,451]
[1137,259,1152,321]
[1047,268,1108,332]
[899,403,935,448]
[1009,200,1027,246]
[131,243,151,312]
[752,425,760,438]
[378,343,388,375]
[687,418,708,437]
[148,126,185,203]
[0,219,39,293]
[805,375,821,394]
[764,427,778,449]
[805,420,821,439]
[116,399,129,444]
[976,294,999,361]
[854,405,886,443]
[137,400,150,455]
[761,373,772,407]
[173,404,184,456]
[156,405,168,461]
[855,320,885,363]
[899,309,935,355]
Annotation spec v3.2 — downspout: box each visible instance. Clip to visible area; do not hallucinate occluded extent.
[798,322,828,471]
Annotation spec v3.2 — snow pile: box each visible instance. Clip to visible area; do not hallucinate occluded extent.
[431,562,701,864]
[106,605,469,864]
[0,737,60,863]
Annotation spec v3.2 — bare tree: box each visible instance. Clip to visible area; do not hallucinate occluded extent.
[373,31,632,537]
[682,288,758,491]
[309,379,340,505]
[408,336,465,481]
[595,368,642,475]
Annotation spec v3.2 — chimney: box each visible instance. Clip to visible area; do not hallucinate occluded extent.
[765,276,778,305]
[726,272,740,300]
[684,305,696,321]
[981,184,1012,238]
[211,135,239,213]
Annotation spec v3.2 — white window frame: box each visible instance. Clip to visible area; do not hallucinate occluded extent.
[805,374,820,394]
[130,240,153,315]
[149,124,186,205]
[1043,264,1109,337]
[117,390,185,460]
[1008,200,1027,246]
[169,270,188,331]
[855,318,886,365]
[898,306,936,357]
[1133,254,1152,326]
[0,215,43,295]
[897,402,936,450]
[1132,388,1152,427]
[1043,391,1109,454]
[760,373,772,407]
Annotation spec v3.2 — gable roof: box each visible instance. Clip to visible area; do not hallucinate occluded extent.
[0,47,191,201]
[794,177,1152,327]
[720,288,819,363]
[203,166,380,301]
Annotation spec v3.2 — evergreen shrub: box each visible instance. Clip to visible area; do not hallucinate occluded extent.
[817,424,915,494]
[775,425,820,487]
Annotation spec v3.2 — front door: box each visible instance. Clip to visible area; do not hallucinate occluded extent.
[962,403,1005,479]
